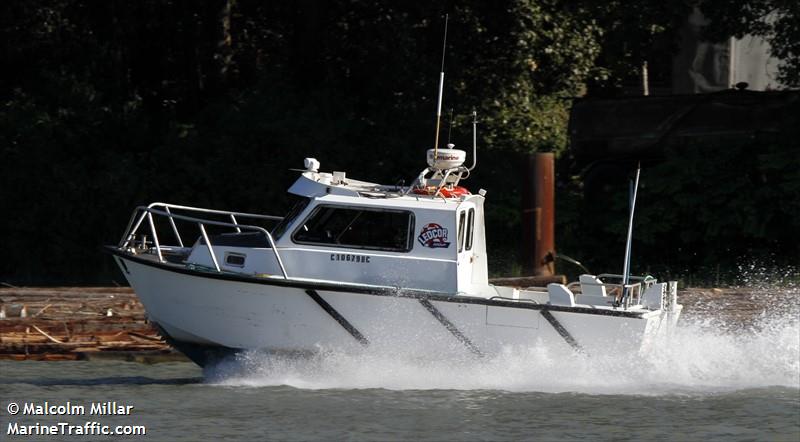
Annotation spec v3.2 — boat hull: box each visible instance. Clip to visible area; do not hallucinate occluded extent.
[112,252,676,366]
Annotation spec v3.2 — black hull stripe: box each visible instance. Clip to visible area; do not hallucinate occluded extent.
[305,289,369,346]
[105,246,646,319]
[540,310,583,353]
[418,299,484,357]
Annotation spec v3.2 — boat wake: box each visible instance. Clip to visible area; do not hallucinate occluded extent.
[205,288,799,395]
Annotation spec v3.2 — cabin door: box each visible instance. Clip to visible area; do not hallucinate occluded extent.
[456,208,476,292]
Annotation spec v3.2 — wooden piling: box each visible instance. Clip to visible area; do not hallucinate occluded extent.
[522,152,556,276]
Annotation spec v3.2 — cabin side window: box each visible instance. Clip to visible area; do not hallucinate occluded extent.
[292,205,415,252]
[272,197,311,240]
[465,208,475,251]
[457,211,467,252]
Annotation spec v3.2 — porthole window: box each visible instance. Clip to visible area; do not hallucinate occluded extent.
[225,252,246,267]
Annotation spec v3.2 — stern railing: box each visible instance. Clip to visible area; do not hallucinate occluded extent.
[568,273,657,308]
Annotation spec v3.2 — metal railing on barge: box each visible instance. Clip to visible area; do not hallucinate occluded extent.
[118,202,289,278]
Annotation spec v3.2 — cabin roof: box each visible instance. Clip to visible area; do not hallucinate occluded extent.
[287,171,482,210]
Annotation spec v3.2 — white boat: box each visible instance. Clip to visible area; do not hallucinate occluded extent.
[109,26,681,365]
[107,147,682,366]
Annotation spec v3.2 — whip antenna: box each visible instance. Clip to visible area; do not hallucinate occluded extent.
[446,108,454,145]
[432,14,449,160]
[468,108,477,170]
[619,162,642,307]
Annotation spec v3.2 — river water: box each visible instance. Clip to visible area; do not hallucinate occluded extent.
[1,290,798,441]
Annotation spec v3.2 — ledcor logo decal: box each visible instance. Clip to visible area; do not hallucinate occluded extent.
[417,223,450,248]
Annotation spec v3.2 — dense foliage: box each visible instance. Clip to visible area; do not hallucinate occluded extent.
[0,1,797,284]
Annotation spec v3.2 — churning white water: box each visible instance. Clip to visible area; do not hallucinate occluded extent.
[206,288,799,395]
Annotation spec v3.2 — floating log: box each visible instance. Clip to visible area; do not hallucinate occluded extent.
[30,324,64,344]
[0,287,180,361]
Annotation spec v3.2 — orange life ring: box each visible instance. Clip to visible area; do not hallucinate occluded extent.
[440,186,471,198]
[412,186,436,196]
[412,186,471,198]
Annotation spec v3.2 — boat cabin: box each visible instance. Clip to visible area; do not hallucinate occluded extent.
[178,155,489,295]
[117,152,677,312]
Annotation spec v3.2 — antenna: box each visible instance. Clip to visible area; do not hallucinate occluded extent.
[432,14,449,161]
[468,109,477,171]
[619,161,641,307]
[446,108,454,145]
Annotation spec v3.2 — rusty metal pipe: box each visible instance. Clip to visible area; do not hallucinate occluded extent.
[522,153,555,276]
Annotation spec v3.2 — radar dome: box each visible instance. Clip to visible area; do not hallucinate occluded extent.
[427,148,466,169]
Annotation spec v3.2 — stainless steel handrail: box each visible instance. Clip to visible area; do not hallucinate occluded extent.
[597,273,656,283]
[198,223,220,272]
[165,206,184,247]
[594,273,657,307]
[118,203,288,279]
[570,278,647,308]
[120,202,282,247]
[146,201,282,220]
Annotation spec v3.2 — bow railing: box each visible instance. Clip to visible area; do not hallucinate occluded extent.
[118,202,288,278]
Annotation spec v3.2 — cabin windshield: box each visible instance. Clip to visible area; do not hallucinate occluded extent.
[292,205,415,252]
[272,197,311,240]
